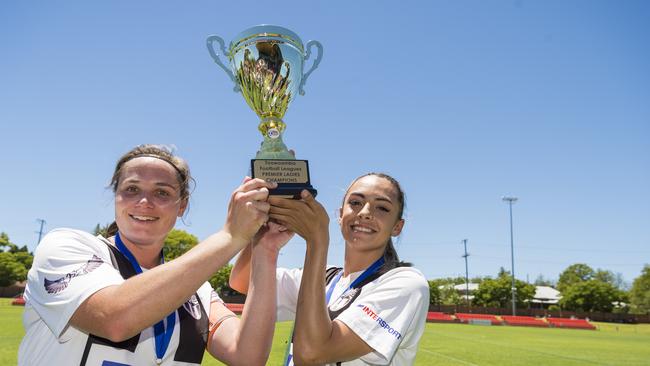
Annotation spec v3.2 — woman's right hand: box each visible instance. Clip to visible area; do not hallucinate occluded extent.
[268,190,329,248]
[253,221,294,255]
[224,177,277,246]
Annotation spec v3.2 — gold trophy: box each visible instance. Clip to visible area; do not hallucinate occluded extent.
[207,25,322,197]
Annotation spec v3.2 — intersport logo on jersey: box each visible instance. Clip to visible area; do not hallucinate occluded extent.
[357,304,402,340]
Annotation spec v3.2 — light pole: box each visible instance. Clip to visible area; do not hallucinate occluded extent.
[35,218,46,247]
[502,196,518,316]
[462,239,470,309]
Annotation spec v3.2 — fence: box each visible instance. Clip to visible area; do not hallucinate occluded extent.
[427,304,650,324]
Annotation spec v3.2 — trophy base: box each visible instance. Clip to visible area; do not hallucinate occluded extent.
[251,159,317,199]
[269,185,318,199]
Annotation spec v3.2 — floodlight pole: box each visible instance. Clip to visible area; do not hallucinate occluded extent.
[502,196,518,316]
[462,239,470,308]
[35,218,46,247]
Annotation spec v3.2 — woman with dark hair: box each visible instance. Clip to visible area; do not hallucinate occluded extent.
[231,173,430,365]
[19,144,280,366]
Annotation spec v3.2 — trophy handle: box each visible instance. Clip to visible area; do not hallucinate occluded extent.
[206,35,241,93]
[299,40,323,96]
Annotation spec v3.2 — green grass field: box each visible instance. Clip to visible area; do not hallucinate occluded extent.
[3,298,650,365]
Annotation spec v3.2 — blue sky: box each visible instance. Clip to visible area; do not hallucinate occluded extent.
[1,0,648,285]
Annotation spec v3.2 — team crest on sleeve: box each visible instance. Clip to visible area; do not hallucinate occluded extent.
[328,288,360,312]
[44,255,104,294]
[183,294,202,320]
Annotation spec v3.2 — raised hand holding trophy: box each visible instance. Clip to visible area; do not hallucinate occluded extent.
[207,25,323,198]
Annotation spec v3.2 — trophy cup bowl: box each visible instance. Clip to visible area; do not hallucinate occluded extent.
[207,25,322,197]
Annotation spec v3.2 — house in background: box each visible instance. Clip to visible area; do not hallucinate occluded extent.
[530,286,561,309]
[453,283,479,303]
[450,283,561,309]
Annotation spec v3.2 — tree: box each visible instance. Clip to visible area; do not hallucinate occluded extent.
[428,280,442,305]
[160,229,236,297]
[497,267,510,278]
[163,229,199,261]
[0,232,9,249]
[440,284,465,306]
[428,277,467,306]
[534,274,554,287]
[92,223,112,238]
[592,269,627,290]
[594,269,616,286]
[0,252,28,286]
[9,245,30,254]
[11,251,33,270]
[472,271,535,308]
[0,232,19,252]
[629,265,650,315]
[559,280,620,313]
[209,264,237,296]
[0,232,33,286]
[557,263,595,292]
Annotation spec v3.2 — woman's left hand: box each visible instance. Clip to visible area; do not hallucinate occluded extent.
[268,190,329,247]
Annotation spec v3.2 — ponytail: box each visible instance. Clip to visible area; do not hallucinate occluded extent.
[106,221,119,237]
[384,238,411,268]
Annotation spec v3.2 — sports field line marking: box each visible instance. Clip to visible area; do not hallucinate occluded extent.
[430,331,613,366]
[420,348,479,366]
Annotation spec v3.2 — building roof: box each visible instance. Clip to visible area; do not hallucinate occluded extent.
[531,286,561,304]
[444,283,562,304]
[452,283,480,291]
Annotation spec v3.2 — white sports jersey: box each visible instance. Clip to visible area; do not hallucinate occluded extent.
[19,228,218,366]
[277,265,430,366]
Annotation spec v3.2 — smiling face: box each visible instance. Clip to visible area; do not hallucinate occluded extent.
[114,157,187,249]
[339,175,405,257]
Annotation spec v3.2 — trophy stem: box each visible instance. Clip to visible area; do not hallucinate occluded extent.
[256,135,294,159]
[258,115,286,136]
[256,116,294,159]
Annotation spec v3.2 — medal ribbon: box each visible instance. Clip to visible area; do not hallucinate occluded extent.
[284,256,385,366]
[115,232,176,364]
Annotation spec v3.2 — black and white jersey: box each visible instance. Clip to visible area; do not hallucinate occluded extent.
[19,228,217,366]
[276,265,429,366]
